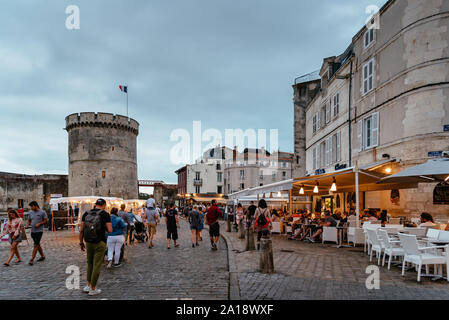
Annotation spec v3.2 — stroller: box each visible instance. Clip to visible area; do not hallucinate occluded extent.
[133,220,148,243]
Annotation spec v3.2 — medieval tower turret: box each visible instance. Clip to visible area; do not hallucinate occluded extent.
[65,112,139,199]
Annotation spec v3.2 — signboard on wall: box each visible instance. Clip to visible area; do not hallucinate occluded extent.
[428,151,443,157]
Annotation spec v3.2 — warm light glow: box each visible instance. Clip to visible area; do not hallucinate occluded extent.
[385,167,392,173]
[330,177,337,192]
[313,185,319,193]
[445,175,449,182]
[299,187,304,195]
[277,191,282,197]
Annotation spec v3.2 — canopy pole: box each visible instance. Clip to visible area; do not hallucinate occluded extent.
[355,162,360,227]
[50,206,57,240]
[288,189,292,216]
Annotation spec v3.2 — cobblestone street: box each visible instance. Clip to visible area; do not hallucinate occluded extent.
[0,218,229,300]
[222,224,449,300]
[2,219,449,300]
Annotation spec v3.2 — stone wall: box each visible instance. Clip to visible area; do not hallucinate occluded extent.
[0,172,68,212]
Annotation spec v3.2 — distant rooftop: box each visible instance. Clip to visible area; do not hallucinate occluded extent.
[294,70,320,85]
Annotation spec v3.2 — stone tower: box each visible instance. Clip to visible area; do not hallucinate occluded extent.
[65,112,139,199]
[292,73,321,178]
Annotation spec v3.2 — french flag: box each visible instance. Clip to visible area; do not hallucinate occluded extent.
[119,85,127,93]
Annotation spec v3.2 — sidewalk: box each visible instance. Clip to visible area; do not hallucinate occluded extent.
[220,222,449,300]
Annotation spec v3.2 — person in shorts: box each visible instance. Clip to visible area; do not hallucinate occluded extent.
[26,201,49,266]
[206,200,223,251]
[1,210,24,266]
[144,198,159,248]
[165,203,180,249]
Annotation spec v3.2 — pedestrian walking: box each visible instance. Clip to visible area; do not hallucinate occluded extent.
[254,199,272,250]
[143,199,159,248]
[1,209,23,266]
[26,201,49,266]
[189,206,201,247]
[79,198,112,296]
[106,207,127,268]
[245,201,257,230]
[198,206,205,241]
[206,200,223,251]
[165,203,180,249]
[118,204,130,245]
[127,209,137,244]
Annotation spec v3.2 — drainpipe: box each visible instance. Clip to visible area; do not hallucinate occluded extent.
[348,56,354,168]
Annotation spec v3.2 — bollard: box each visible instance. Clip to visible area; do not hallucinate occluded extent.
[259,236,274,273]
[238,221,245,239]
[226,218,231,232]
[245,226,256,251]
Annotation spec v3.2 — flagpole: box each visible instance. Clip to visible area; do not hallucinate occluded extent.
[126,85,128,118]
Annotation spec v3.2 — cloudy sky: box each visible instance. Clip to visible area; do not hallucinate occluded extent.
[0,0,386,185]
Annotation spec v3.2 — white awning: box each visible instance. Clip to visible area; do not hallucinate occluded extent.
[378,158,449,184]
[49,196,124,205]
[228,179,293,200]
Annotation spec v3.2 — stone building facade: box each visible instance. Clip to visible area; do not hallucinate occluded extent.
[0,172,68,212]
[65,112,139,200]
[224,149,294,195]
[294,0,449,218]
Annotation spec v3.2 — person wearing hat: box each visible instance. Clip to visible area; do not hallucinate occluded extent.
[79,198,112,296]
[143,197,159,248]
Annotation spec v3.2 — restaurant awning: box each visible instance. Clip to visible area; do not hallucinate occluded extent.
[292,159,418,195]
[228,179,293,200]
[378,158,449,184]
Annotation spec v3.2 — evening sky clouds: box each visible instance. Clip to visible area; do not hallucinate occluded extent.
[0,0,386,184]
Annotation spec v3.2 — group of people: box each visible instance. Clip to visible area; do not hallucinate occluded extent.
[76,197,227,296]
[1,201,49,267]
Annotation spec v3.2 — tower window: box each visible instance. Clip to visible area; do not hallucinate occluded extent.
[102,171,106,178]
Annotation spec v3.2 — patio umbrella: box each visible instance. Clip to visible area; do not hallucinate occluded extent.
[378,158,449,184]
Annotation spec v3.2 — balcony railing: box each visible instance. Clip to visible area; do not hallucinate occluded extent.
[193,179,203,186]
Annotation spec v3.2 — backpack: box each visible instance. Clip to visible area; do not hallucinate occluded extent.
[84,209,103,242]
[257,210,268,226]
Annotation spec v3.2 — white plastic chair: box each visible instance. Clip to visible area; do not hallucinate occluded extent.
[403,227,427,237]
[438,230,449,241]
[398,233,449,282]
[271,222,281,234]
[367,229,383,265]
[389,218,401,224]
[378,229,404,270]
[322,226,338,245]
[347,227,364,246]
[426,228,441,240]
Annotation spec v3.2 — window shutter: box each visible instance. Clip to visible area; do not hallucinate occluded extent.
[372,112,379,147]
[313,147,316,170]
[357,120,363,151]
[317,111,321,130]
[337,132,341,162]
[326,102,330,124]
[328,136,333,165]
[317,145,321,169]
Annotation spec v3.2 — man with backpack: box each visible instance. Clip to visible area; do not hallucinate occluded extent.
[79,198,112,296]
[206,200,223,251]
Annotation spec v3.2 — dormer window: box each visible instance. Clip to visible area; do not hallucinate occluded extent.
[364,28,376,48]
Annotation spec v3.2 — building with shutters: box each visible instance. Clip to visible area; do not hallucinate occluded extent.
[294,0,449,217]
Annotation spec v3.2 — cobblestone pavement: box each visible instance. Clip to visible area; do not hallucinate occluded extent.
[222,224,449,300]
[0,218,229,300]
